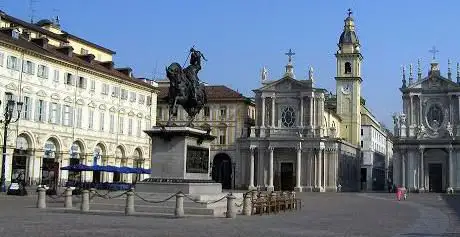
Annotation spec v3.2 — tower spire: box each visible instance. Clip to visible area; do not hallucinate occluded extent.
[457,62,459,84]
[409,63,413,84]
[448,59,452,80]
[402,65,407,88]
[417,58,422,80]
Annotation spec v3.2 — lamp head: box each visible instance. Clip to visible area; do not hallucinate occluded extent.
[16,101,23,112]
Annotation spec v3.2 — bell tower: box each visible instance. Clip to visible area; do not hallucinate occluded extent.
[335,9,363,146]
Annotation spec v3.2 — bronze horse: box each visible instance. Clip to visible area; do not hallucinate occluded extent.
[166,62,207,127]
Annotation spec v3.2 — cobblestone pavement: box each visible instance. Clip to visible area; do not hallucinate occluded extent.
[0,192,459,237]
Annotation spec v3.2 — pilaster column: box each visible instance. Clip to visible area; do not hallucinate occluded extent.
[313,96,316,129]
[309,95,313,127]
[295,146,302,191]
[300,96,304,127]
[449,145,454,189]
[268,147,274,191]
[271,97,276,127]
[419,146,425,191]
[318,148,323,191]
[410,95,413,125]
[249,147,255,190]
[401,152,406,187]
[261,96,266,127]
[323,149,327,188]
[419,95,422,125]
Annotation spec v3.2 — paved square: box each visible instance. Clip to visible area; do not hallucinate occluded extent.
[0,192,459,237]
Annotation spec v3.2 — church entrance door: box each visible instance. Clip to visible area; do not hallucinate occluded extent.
[280,162,294,191]
[429,163,443,193]
[212,153,232,189]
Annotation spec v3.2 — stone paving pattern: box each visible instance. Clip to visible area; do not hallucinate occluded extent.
[0,191,460,237]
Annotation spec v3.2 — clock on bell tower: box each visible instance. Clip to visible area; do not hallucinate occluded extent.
[335,9,362,146]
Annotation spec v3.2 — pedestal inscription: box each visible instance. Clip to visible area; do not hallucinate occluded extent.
[186,146,209,174]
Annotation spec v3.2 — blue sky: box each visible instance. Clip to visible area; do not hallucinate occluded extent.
[3,1,460,128]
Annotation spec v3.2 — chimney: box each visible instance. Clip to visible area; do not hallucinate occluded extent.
[78,54,95,63]
[31,37,49,49]
[56,45,74,57]
[116,67,133,77]
[20,31,31,41]
[100,61,114,70]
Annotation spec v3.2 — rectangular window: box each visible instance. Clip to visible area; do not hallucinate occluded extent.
[361,141,363,148]
[36,99,46,122]
[7,55,20,71]
[146,95,152,106]
[53,69,59,82]
[101,83,109,95]
[37,65,49,78]
[0,52,4,67]
[109,114,115,133]
[90,80,96,91]
[361,129,363,136]
[121,89,128,100]
[145,119,151,130]
[49,102,58,124]
[136,119,141,137]
[23,60,35,75]
[99,112,105,131]
[111,86,120,97]
[129,92,136,102]
[88,109,94,129]
[128,118,133,136]
[80,48,89,55]
[21,96,31,120]
[65,73,74,85]
[76,107,82,128]
[220,107,227,119]
[119,116,124,134]
[138,95,145,104]
[219,128,226,145]
[63,105,73,126]
[204,106,210,118]
[77,76,87,89]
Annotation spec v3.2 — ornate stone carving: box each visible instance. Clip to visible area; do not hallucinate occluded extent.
[447,121,454,138]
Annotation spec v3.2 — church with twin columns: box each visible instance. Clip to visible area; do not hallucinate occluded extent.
[393,53,460,193]
[236,11,389,192]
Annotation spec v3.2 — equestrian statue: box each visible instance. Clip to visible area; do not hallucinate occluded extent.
[166,47,208,127]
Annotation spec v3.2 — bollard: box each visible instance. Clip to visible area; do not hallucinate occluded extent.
[125,189,135,215]
[89,188,96,202]
[36,187,46,209]
[226,193,236,218]
[64,187,73,209]
[80,190,90,212]
[242,193,252,216]
[174,193,185,218]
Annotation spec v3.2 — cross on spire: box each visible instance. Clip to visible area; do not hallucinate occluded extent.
[429,46,439,60]
[285,49,295,63]
[347,8,352,17]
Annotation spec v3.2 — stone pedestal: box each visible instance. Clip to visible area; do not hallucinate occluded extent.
[137,126,222,194]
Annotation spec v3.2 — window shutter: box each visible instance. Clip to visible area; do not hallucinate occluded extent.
[0,53,4,67]
[48,103,53,123]
[82,78,87,89]
[69,107,74,126]
[42,101,47,122]
[22,61,27,73]
[44,67,48,78]
[56,104,61,124]
[34,100,40,121]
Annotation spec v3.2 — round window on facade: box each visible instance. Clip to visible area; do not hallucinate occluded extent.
[281,107,296,127]
[427,104,444,128]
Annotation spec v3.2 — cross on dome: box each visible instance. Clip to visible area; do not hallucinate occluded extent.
[429,46,439,60]
[285,49,295,63]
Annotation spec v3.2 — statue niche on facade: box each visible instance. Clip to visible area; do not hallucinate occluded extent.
[166,47,208,127]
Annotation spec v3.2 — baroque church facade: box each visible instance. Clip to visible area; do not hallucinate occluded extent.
[235,11,384,192]
[393,58,460,193]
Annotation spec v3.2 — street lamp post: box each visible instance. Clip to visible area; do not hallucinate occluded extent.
[1,92,23,192]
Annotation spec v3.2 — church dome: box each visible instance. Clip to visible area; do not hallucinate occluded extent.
[35,19,53,26]
[338,9,359,45]
[339,30,359,45]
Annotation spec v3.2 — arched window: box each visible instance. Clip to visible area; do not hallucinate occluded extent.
[345,62,352,74]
